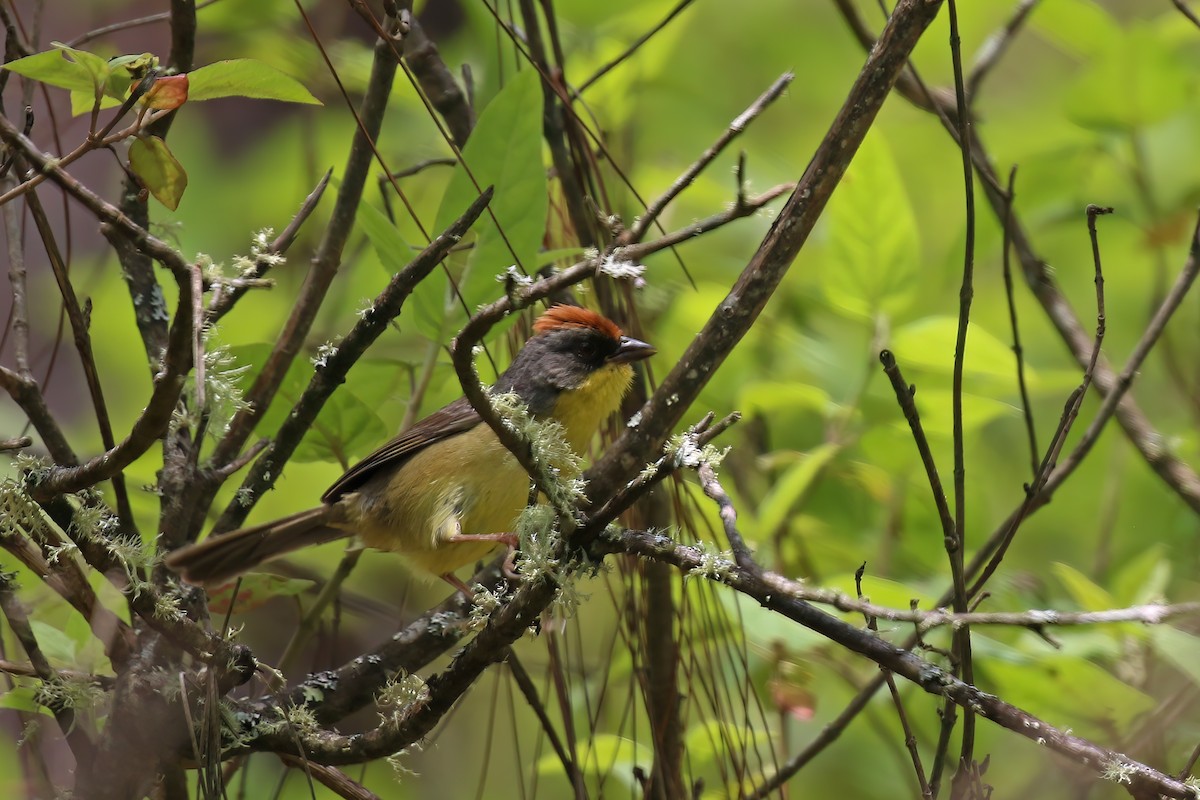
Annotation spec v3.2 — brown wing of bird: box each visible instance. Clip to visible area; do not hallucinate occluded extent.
[167,398,484,584]
[322,396,481,501]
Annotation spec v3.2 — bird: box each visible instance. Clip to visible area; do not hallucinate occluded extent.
[165,305,655,593]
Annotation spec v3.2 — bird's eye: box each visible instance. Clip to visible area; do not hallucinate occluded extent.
[575,340,598,360]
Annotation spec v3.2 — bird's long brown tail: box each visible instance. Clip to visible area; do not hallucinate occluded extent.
[164,507,348,585]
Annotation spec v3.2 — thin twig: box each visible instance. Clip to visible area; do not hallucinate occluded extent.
[624,71,793,245]
[208,19,400,473]
[966,0,1041,98]
[575,0,695,95]
[2,173,31,379]
[212,187,494,533]
[879,349,965,795]
[276,754,381,800]
[999,167,1039,479]
[0,572,95,762]
[1045,213,1199,495]
[505,648,586,794]
[1172,0,1200,31]
[206,168,333,324]
[22,159,137,527]
[944,1,978,784]
[854,564,932,799]
[65,0,222,47]
[605,530,1199,800]
[0,435,32,451]
[966,205,1113,599]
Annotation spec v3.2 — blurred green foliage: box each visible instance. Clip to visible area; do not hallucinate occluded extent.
[2,1,1200,798]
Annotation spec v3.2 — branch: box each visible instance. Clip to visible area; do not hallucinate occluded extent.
[623,71,793,244]
[1172,0,1200,31]
[1044,213,1200,498]
[1,517,133,668]
[944,0,979,780]
[966,0,1041,97]
[65,0,221,48]
[0,112,192,282]
[831,0,1200,514]
[26,268,194,502]
[276,754,381,800]
[212,186,494,533]
[607,529,1199,800]
[0,571,96,763]
[205,168,332,324]
[576,0,695,94]
[999,167,1039,479]
[208,24,400,471]
[0,366,76,465]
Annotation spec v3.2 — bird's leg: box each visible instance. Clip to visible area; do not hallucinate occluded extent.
[440,572,476,597]
[444,532,518,547]
[444,532,521,582]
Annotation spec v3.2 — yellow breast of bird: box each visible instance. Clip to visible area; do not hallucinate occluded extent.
[343,361,634,578]
[346,425,530,577]
[551,362,634,452]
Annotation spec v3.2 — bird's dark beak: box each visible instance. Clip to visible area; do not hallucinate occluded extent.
[608,336,656,365]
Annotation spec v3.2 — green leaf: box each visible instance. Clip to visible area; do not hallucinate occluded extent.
[354,199,440,337]
[535,246,586,268]
[736,381,832,419]
[820,131,919,319]
[227,343,388,465]
[890,316,1027,383]
[0,686,53,716]
[1052,562,1114,612]
[1029,0,1122,58]
[825,572,938,610]
[294,388,388,464]
[29,620,77,665]
[2,48,98,93]
[683,720,772,771]
[755,443,841,536]
[53,43,109,93]
[187,59,320,104]
[206,572,315,614]
[902,388,1016,438]
[357,199,414,274]
[988,644,1154,736]
[71,91,122,116]
[1112,545,1170,607]
[421,68,547,342]
[1155,626,1200,688]
[100,52,159,102]
[128,135,188,210]
[1066,25,1192,132]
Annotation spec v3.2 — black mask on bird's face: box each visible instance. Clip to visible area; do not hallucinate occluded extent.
[494,306,655,416]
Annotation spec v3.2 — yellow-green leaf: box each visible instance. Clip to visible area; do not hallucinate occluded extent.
[187,59,320,104]
[820,131,919,320]
[422,68,545,342]
[3,48,94,91]
[128,135,188,210]
[755,443,841,536]
[1052,562,1114,612]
